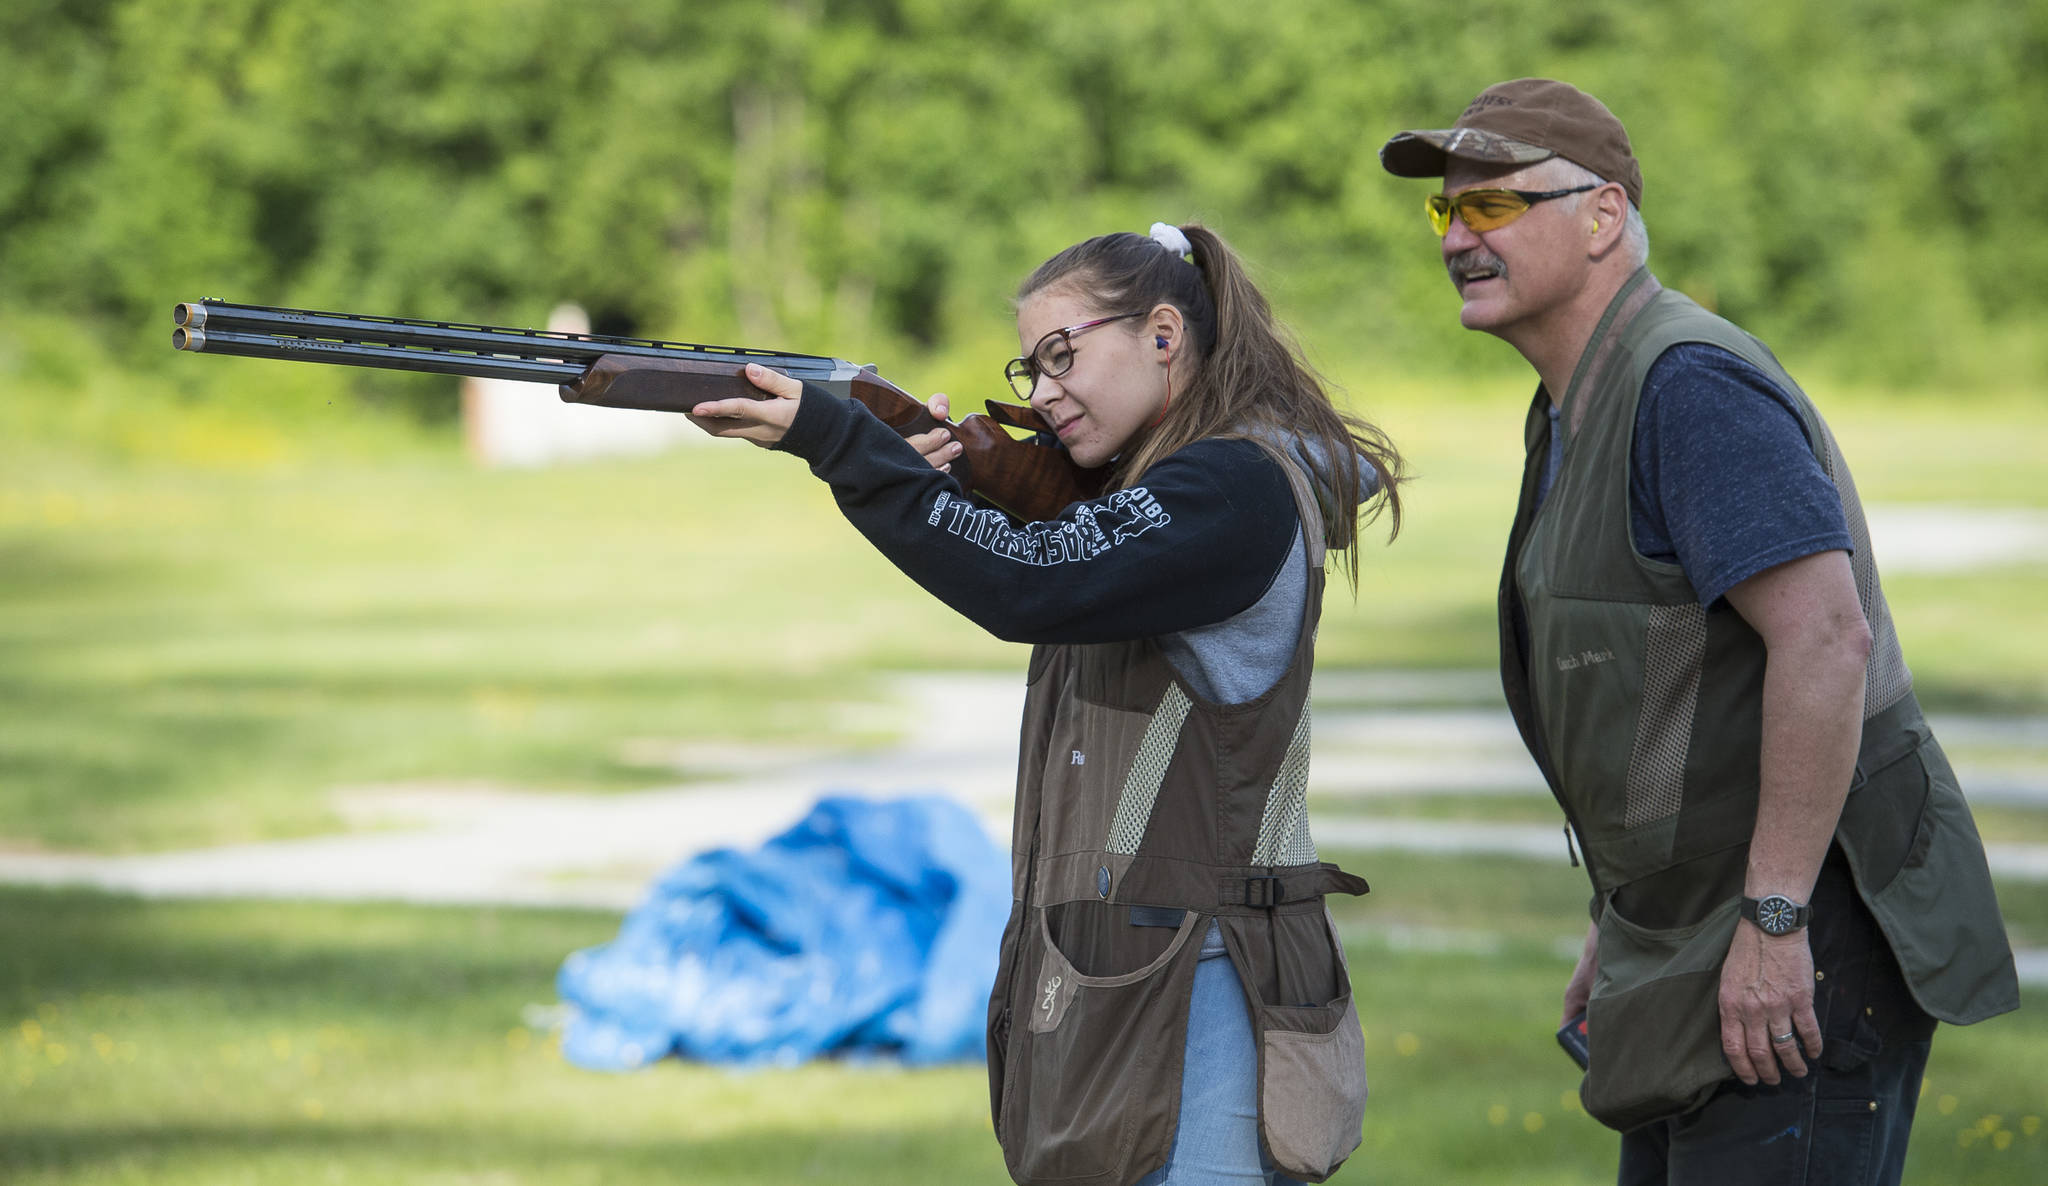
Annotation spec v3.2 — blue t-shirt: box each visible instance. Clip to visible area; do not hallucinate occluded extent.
[1540,343,1853,607]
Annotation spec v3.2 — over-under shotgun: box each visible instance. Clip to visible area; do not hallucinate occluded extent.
[171,299,1104,522]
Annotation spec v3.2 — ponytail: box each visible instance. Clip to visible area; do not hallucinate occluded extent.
[1018,223,1404,583]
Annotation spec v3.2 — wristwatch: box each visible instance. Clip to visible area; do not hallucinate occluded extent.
[1740,894,1812,936]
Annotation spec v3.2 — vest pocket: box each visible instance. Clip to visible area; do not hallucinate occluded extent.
[1582,896,1738,1132]
[1257,996,1367,1181]
[997,907,1204,1184]
[1842,740,2019,1025]
[1229,907,1367,1181]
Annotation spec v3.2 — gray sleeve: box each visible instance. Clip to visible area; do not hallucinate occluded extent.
[1158,526,1308,705]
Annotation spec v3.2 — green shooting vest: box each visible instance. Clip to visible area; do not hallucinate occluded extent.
[985,447,1370,1185]
[1499,270,2019,1131]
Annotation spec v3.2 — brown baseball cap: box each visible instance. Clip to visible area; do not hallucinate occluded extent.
[1380,78,1643,209]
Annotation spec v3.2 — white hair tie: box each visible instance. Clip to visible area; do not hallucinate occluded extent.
[1148,222,1193,259]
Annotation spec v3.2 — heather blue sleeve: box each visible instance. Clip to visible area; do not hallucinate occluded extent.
[1630,344,1853,608]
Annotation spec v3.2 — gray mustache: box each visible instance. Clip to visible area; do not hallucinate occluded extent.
[1448,250,1506,283]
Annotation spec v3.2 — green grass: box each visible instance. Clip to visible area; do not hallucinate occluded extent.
[0,888,1004,1185]
[4,325,2048,862]
[5,317,2044,1182]
[0,442,1027,851]
[6,364,2046,852]
[1972,803,2048,848]
[5,869,2043,1186]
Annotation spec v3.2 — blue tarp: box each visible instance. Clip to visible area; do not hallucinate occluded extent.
[556,794,1010,1070]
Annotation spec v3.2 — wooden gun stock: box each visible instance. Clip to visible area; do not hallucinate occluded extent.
[566,354,1106,522]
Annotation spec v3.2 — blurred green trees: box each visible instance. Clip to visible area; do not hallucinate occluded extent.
[3,0,2042,397]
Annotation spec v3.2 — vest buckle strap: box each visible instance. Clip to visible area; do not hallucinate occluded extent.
[1241,875,1286,908]
[1219,864,1371,909]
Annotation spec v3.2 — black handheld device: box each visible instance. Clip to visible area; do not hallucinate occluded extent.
[1557,1011,1590,1070]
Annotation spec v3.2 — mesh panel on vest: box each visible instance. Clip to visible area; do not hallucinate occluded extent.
[1104,683,1194,855]
[1623,603,1706,828]
[1253,699,1318,866]
[1813,425,1912,718]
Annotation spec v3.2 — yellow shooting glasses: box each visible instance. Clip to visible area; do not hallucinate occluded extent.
[1426,184,1598,236]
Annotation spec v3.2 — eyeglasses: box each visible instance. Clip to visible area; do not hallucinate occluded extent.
[1425,184,1598,236]
[1004,312,1145,399]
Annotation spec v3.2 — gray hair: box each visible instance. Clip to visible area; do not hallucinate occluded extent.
[1544,157,1649,267]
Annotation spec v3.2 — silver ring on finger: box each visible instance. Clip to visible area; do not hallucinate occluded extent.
[1771,1031,1797,1045]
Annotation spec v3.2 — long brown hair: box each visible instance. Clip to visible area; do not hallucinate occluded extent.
[1017,223,1404,582]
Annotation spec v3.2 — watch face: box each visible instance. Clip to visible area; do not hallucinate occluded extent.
[1756,895,1799,935]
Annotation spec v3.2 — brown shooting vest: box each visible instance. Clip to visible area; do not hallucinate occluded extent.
[984,447,1371,1185]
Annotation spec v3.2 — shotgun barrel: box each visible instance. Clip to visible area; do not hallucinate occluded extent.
[171,325,588,384]
[168,298,1110,521]
[171,299,864,384]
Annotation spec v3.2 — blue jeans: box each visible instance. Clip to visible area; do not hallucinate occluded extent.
[1616,1028,1932,1185]
[1136,924,1309,1186]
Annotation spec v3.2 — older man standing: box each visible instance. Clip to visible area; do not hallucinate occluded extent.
[1380,79,2018,1183]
